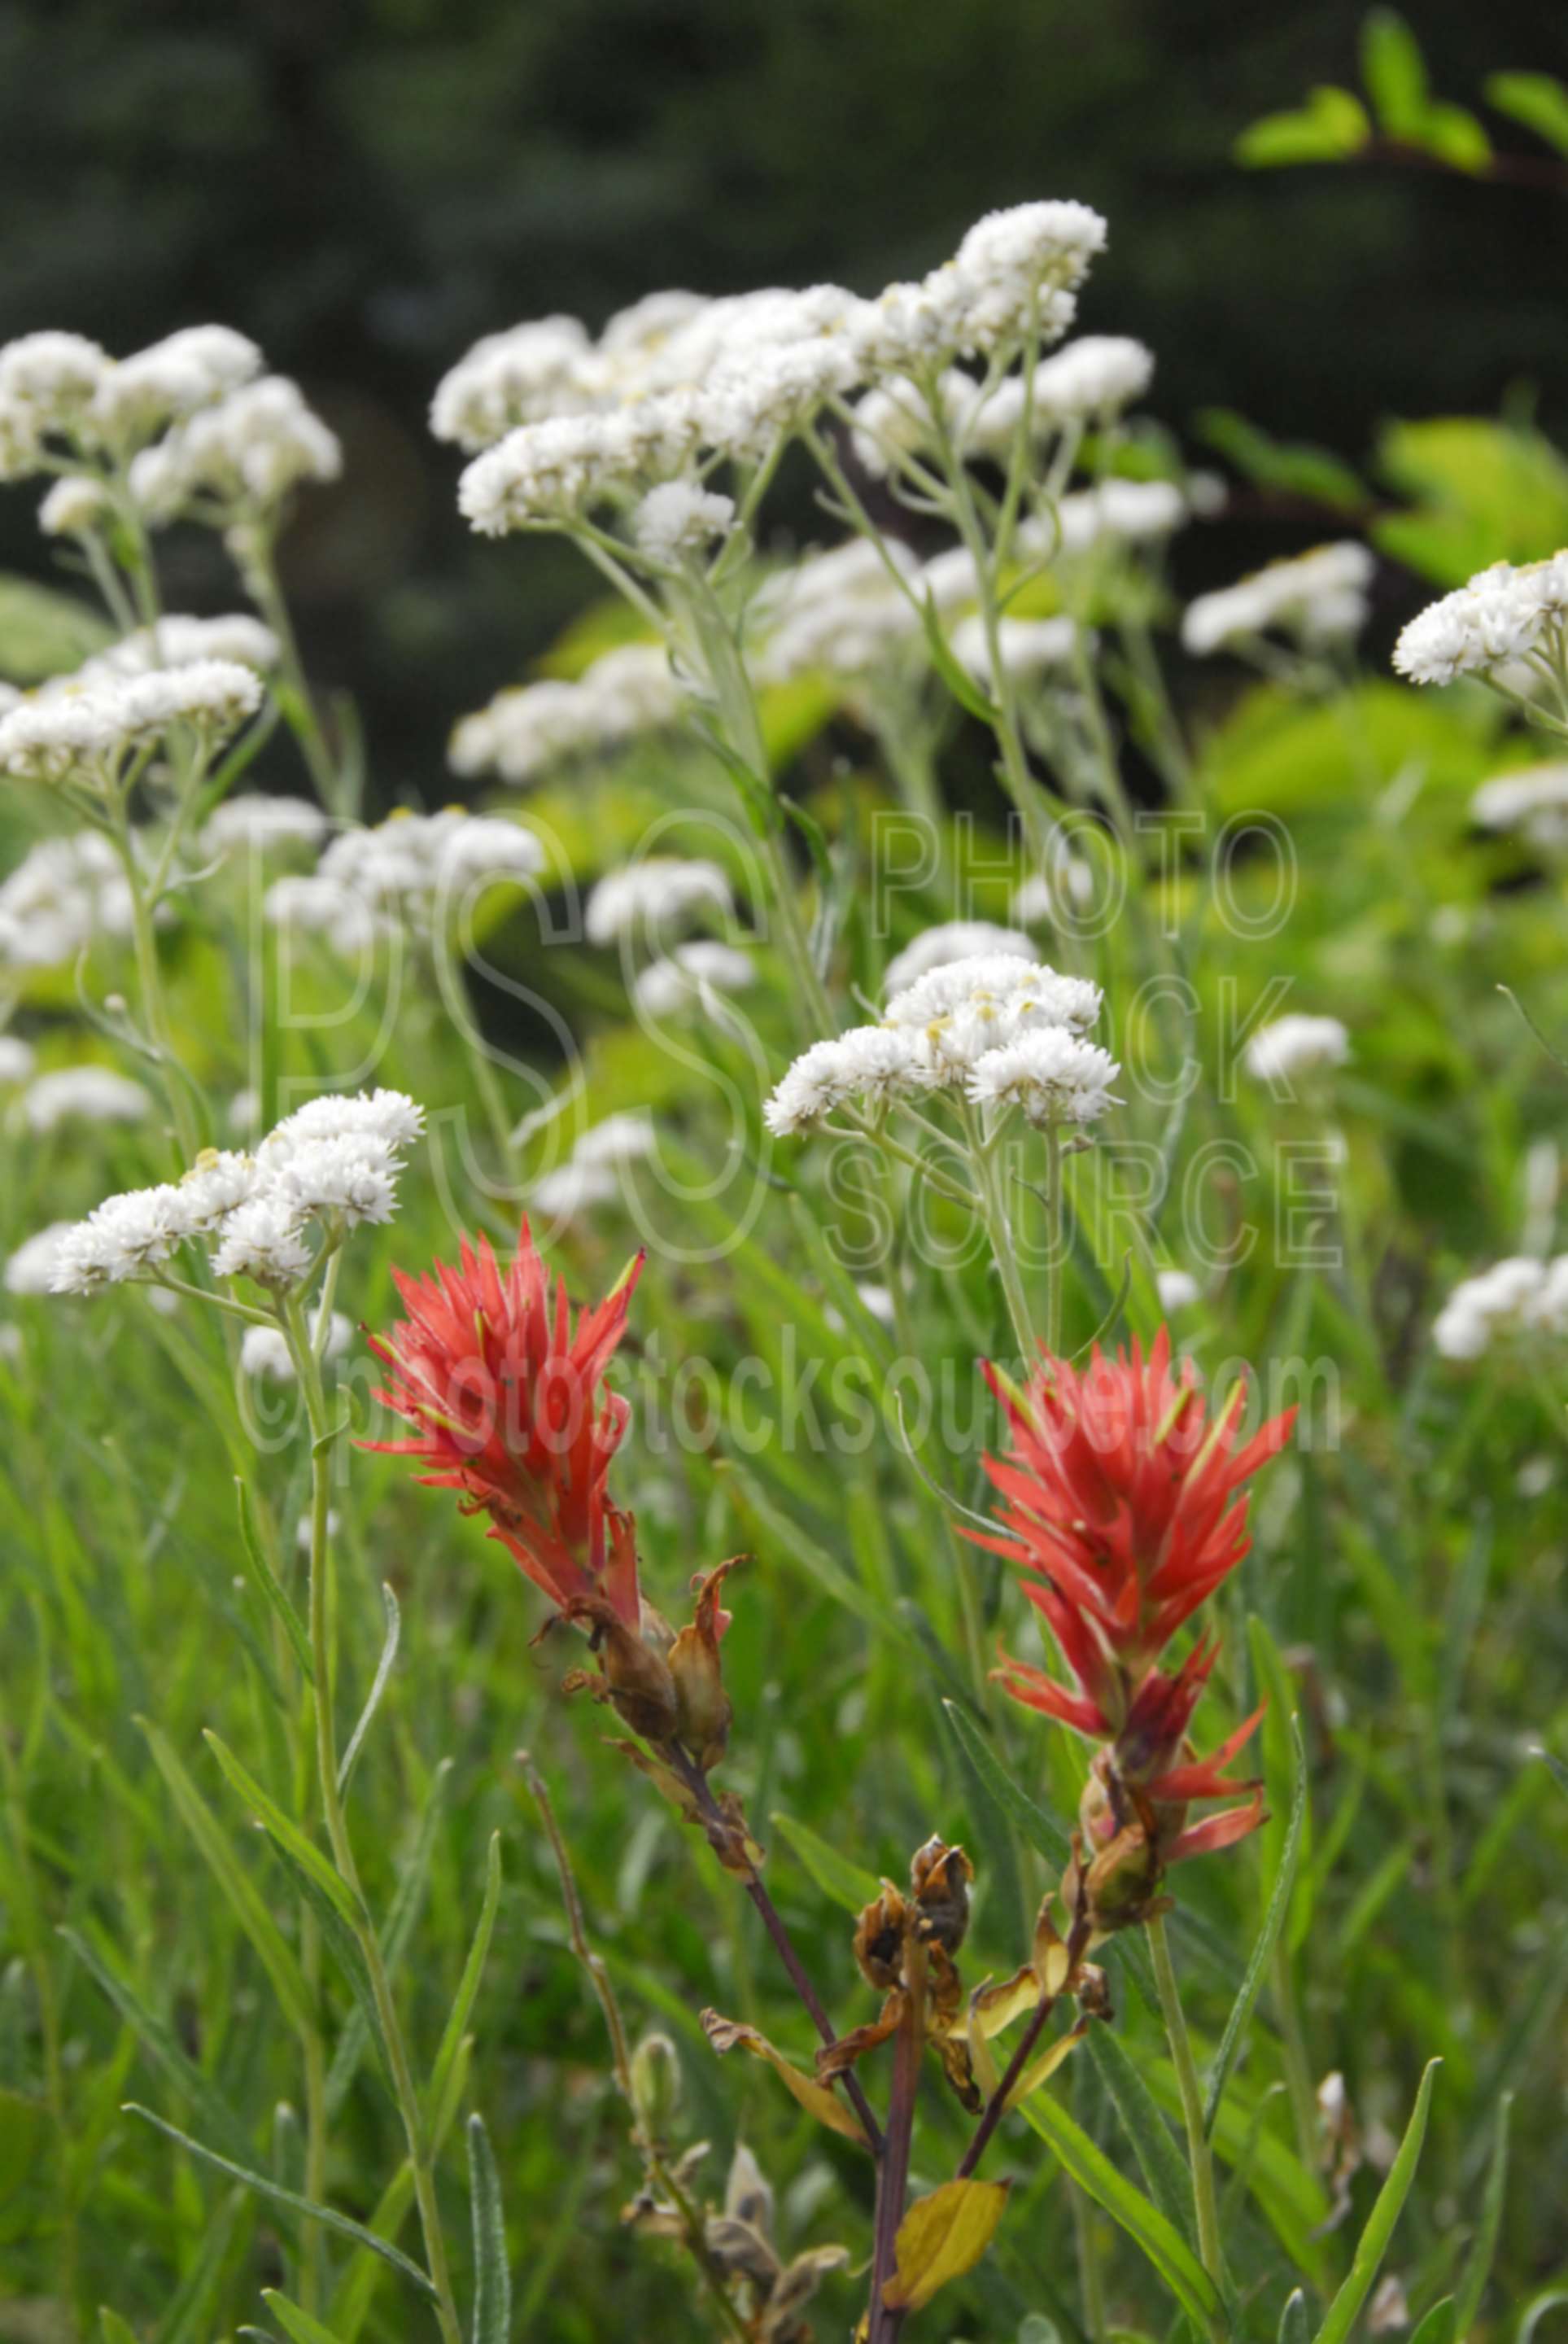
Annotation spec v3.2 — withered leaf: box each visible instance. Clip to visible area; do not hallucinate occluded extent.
[701,2009,874,2149]
[883,2177,1011,2311]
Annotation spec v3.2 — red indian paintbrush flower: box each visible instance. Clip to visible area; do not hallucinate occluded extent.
[365,1218,644,1628]
[971,1330,1295,1914]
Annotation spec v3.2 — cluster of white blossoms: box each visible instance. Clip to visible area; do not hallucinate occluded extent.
[200,793,332,861]
[1243,1013,1352,1086]
[530,1109,655,1220]
[632,938,754,1017]
[1155,1267,1201,1314]
[76,613,282,684]
[46,1088,423,1297]
[0,326,338,534]
[0,658,264,789]
[448,643,683,785]
[952,612,1079,689]
[1182,543,1374,658]
[751,539,925,685]
[1433,1254,1568,1362]
[443,201,1107,536]
[584,855,732,947]
[266,809,544,952]
[1392,553,1568,688]
[881,920,1033,995]
[17,1065,150,1133]
[1471,763,1568,851]
[848,334,1152,476]
[0,829,141,968]
[764,951,1115,1135]
[0,1036,34,1083]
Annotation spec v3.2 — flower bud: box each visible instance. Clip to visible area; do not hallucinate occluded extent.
[628,2029,682,2144]
[667,1558,739,1772]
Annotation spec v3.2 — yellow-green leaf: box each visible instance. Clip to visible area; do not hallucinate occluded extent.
[884,2178,1011,2312]
[700,2010,873,2149]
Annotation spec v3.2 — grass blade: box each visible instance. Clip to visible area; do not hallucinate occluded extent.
[770,1810,881,1913]
[124,2103,437,2299]
[1018,2084,1224,2329]
[235,1475,314,1686]
[1204,1715,1308,2136]
[430,1831,503,2124]
[467,2111,511,2344]
[338,1583,400,1799]
[1312,2058,1441,2344]
[1085,2023,1196,2246]
[204,1730,362,1926]
[1452,2092,1512,2335]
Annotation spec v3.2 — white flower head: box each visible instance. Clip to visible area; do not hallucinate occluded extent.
[529,1159,621,1220]
[0,332,108,443]
[1184,543,1374,658]
[1156,1268,1201,1314]
[762,1024,931,1136]
[1434,1254,1568,1361]
[430,317,596,451]
[634,480,736,563]
[39,474,111,537]
[49,1183,199,1293]
[0,830,137,968]
[586,856,732,945]
[950,613,1078,687]
[94,326,263,441]
[571,1111,657,1168]
[202,793,331,860]
[210,1193,315,1288]
[1393,553,1568,687]
[21,1065,151,1132]
[965,1027,1120,1126]
[0,1035,36,1084]
[131,375,341,522]
[633,939,754,1016]
[882,922,1035,996]
[1243,1015,1351,1086]
[84,614,282,682]
[1471,763,1568,851]
[5,1222,75,1296]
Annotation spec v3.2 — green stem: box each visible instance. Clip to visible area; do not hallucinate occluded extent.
[286,1304,465,2344]
[969,1117,1037,1365]
[1271,1938,1321,2179]
[1043,1123,1064,1357]
[430,934,523,1195]
[1148,1913,1229,2315]
[108,790,203,1162]
[249,536,346,812]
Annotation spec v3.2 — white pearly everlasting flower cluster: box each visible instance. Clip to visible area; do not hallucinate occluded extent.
[265,809,544,951]
[448,643,682,785]
[1183,543,1374,658]
[47,1088,423,1297]
[20,1065,151,1132]
[964,336,1154,456]
[1156,1267,1201,1314]
[584,856,732,946]
[0,658,264,788]
[882,921,1034,995]
[443,200,1107,536]
[764,953,1113,1135]
[1470,764,1568,851]
[200,793,332,860]
[5,1222,75,1296]
[1433,1255,1568,1361]
[78,614,282,683]
[0,1035,35,1084]
[529,1109,655,1220]
[1392,553,1568,688]
[129,375,342,523]
[752,539,924,685]
[633,480,736,563]
[0,830,141,967]
[1243,1014,1352,1085]
[1026,478,1190,559]
[631,938,755,1017]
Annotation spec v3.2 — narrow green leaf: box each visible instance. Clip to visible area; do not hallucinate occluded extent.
[100,2314,141,2344]
[770,1811,882,1913]
[1085,2024,1195,2246]
[1278,2289,1312,2344]
[137,1717,314,2040]
[1237,89,1370,167]
[919,590,1000,723]
[235,1476,313,1686]
[327,1761,451,2115]
[1204,1716,1308,2135]
[338,1583,400,1798]
[204,1730,360,1927]
[1484,71,1568,158]
[1361,10,1428,134]
[467,2113,512,2344]
[59,1924,251,2163]
[1453,2093,1512,2334]
[124,2103,437,2299]
[260,2289,352,2342]
[430,1831,503,2124]
[1248,1618,1314,1953]
[1311,2058,1440,2344]
[1408,2301,1456,2344]
[158,2186,244,2344]
[1017,2088,1224,2329]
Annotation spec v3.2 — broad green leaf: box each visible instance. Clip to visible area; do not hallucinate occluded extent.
[1375,417,1568,586]
[1453,2093,1512,2334]
[1361,11,1428,134]
[204,1731,361,1926]
[1237,88,1369,167]
[884,2178,1011,2312]
[1204,1715,1308,2133]
[1085,2026,1195,2245]
[338,1582,400,1797]
[124,2103,438,2299]
[1407,101,1490,172]
[1195,409,1366,513]
[467,2113,511,2344]
[137,1717,314,2040]
[1484,72,1568,157]
[1018,2088,1225,2329]
[430,1831,503,2125]
[1311,2059,1441,2344]
[770,1810,882,1913]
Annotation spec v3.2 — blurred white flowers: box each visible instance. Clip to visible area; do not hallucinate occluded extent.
[20,1065,151,1132]
[1434,1255,1568,1361]
[1243,1014,1351,1086]
[1183,543,1374,657]
[585,856,732,945]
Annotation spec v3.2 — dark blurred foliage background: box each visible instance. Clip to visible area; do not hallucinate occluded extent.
[0,0,1563,798]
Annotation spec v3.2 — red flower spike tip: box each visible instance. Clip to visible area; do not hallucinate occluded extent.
[973,1329,1294,1909]
[365,1219,644,1626]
